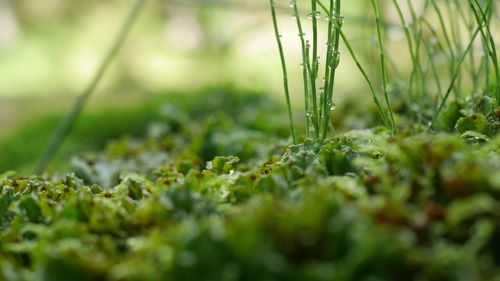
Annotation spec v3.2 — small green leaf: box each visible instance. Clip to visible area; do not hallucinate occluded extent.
[440,102,463,130]
[455,113,493,136]
[207,156,240,174]
[18,195,43,223]
[0,187,16,228]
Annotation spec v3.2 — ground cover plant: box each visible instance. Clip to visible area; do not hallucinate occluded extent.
[1,0,500,280]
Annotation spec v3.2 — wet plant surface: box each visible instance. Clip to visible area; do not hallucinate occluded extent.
[1,90,499,281]
[1,0,500,279]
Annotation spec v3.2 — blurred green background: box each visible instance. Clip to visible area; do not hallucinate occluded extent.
[0,0,498,173]
[0,0,395,134]
[0,0,368,173]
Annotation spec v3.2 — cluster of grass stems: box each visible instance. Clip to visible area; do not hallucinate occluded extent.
[269,0,498,143]
[32,0,498,173]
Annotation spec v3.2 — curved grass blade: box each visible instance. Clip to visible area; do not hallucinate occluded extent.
[34,0,148,174]
[428,25,483,130]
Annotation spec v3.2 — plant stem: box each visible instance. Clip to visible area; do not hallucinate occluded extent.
[310,0,320,138]
[390,0,419,101]
[371,0,396,135]
[269,0,297,144]
[315,0,390,131]
[321,0,341,140]
[34,0,147,174]
[469,0,499,105]
[292,1,311,138]
[428,25,482,130]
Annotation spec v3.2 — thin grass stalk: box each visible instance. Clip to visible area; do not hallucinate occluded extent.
[446,2,463,54]
[390,0,422,104]
[327,0,341,134]
[417,31,447,108]
[431,1,456,61]
[421,18,451,61]
[467,0,491,99]
[406,0,425,98]
[321,0,342,140]
[482,1,493,93]
[425,42,444,99]
[464,3,480,99]
[428,25,483,130]
[291,1,312,138]
[315,0,390,131]
[34,0,147,174]
[430,0,459,100]
[310,0,320,138]
[371,0,396,134]
[470,0,499,105]
[446,1,464,98]
[421,18,448,100]
[384,46,402,78]
[419,2,435,99]
[318,0,335,135]
[305,46,320,137]
[269,0,297,144]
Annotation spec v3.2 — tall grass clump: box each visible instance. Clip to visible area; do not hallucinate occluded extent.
[268,0,397,141]
[384,0,498,129]
[268,0,499,140]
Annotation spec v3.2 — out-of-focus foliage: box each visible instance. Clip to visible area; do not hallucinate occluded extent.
[0,0,499,278]
[0,96,165,174]
[1,90,499,281]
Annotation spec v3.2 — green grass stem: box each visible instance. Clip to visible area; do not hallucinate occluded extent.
[310,0,320,138]
[371,0,396,134]
[320,0,341,140]
[428,25,483,130]
[269,0,297,144]
[291,1,312,138]
[469,0,499,105]
[34,0,148,174]
[315,0,390,131]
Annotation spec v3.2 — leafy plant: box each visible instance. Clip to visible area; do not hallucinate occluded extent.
[0,93,499,280]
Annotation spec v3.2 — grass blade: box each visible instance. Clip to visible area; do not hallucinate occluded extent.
[34,0,148,174]
[315,0,391,131]
[269,0,297,144]
[371,0,396,134]
[292,1,312,138]
[428,25,483,130]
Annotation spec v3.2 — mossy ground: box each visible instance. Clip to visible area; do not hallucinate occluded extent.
[1,89,499,281]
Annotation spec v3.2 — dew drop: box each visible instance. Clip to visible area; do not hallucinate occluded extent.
[328,101,337,111]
